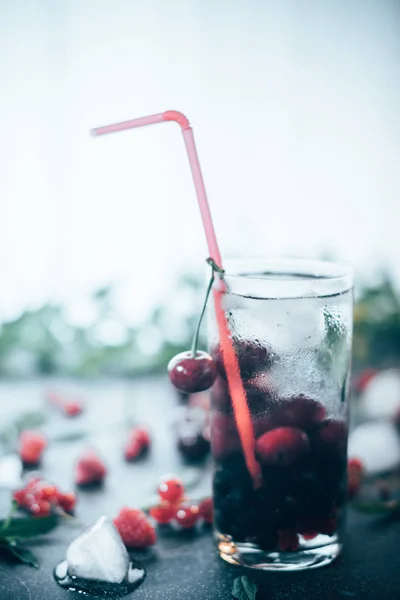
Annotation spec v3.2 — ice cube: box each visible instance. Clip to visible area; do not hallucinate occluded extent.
[348,422,400,475]
[66,516,129,584]
[0,454,22,488]
[361,369,400,420]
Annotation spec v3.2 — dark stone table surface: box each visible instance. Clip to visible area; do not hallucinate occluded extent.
[0,377,400,600]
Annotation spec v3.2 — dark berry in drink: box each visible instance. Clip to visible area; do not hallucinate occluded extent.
[256,427,310,467]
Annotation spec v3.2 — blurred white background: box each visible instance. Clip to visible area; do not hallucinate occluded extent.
[1,0,399,325]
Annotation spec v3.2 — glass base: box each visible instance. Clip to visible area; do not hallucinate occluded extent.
[217,533,341,571]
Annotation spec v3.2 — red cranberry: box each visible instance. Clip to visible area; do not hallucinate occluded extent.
[168,351,217,393]
[256,427,310,467]
[211,338,275,381]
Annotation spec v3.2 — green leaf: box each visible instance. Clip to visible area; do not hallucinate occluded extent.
[0,514,59,539]
[352,500,400,516]
[0,540,39,568]
[232,576,259,600]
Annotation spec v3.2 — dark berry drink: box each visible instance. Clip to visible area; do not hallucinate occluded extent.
[209,259,353,571]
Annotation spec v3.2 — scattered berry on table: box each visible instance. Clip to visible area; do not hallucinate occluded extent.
[198,498,213,524]
[157,475,185,504]
[19,431,47,466]
[124,427,151,461]
[13,477,76,515]
[149,502,176,524]
[75,450,107,486]
[114,507,156,548]
[347,457,364,499]
[175,503,200,528]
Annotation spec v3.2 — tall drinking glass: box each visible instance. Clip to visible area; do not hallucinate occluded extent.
[209,259,353,571]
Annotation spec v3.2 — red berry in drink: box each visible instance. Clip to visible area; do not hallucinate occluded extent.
[278,530,299,551]
[210,411,241,460]
[198,498,213,524]
[211,338,275,381]
[149,502,176,524]
[157,475,185,503]
[278,395,326,430]
[256,427,310,466]
[175,503,200,528]
[168,351,217,393]
[312,418,348,455]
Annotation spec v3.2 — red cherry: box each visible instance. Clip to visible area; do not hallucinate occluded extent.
[149,503,176,524]
[198,498,213,524]
[157,475,185,503]
[175,503,200,528]
[256,427,310,466]
[347,457,364,499]
[168,351,217,393]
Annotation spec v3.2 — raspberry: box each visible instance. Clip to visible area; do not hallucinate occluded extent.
[256,427,310,466]
[75,450,107,486]
[149,503,176,524]
[19,431,47,465]
[124,427,151,461]
[302,532,318,541]
[198,498,213,524]
[175,503,200,528]
[157,475,184,503]
[113,507,156,548]
[278,530,299,551]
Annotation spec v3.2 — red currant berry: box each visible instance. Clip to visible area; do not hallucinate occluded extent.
[198,498,213,524]
[175,503,200,528]
[157,475,185,503]
[149,503,176,524]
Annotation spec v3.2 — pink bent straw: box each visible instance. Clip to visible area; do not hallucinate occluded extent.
[92,110,261,487]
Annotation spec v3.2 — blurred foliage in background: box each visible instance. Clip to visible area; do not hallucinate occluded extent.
[0,270,399,378]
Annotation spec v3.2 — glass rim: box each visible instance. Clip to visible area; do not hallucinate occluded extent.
[220,257,354,300]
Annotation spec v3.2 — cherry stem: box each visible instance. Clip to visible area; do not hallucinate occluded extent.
[190,258,224,358]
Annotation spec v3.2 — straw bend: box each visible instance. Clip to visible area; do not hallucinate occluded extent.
[162,110,191,130]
